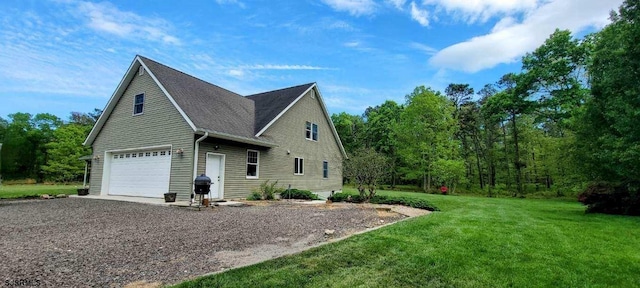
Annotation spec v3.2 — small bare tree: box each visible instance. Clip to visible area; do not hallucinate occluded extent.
[344,148,390,201]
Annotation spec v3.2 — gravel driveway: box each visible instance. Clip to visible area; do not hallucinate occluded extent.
[0,198,404,287]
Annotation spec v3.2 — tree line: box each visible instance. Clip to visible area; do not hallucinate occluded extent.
[1,1,637,197]
[0,109,101,183]
[334,1,640,197]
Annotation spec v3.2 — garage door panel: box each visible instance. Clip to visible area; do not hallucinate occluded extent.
[107,149,171,198]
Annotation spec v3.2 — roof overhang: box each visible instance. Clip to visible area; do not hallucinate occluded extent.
[254,84,347,158]
[197,129,278,148]
[83,56,196,146]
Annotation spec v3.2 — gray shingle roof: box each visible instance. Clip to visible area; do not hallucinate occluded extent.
[247,83,315,134]
[139,56,312,143]
[139,56,258,140]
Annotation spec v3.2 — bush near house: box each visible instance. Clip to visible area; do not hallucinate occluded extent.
[248,180,284,200]
[578,182,640,216]
[279,188,320,200]
[329,192,439,211]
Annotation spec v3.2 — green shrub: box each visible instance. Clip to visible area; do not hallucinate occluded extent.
[578,181,640,216]
[328,193,365,203]
[370,195,439,211]
[246,191,263,201]
[328,193,350,202]
[251,180,284,200]
[279,189,320,200]
[329,193,439,211]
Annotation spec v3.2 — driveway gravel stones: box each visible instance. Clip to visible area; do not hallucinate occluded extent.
[0,198,405,287]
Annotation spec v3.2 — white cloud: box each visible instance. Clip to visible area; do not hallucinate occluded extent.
[344,41,360,47]
[0,9,126,98]
[410,2,430,26]
[215,0,246,8]
[491,16,517,33]
[238,64,330,70]
[321,0,377,16]
[228,69,244,77]
[410,42,438,55]
[76,1,180,45]
[386,0,407,10]
[326,19,356,31]
[424,0,538,23]
[429,0,622,73]
[281,17,356,34]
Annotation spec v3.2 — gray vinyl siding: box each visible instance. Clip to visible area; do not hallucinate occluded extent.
[89,68,194,200]
[258,88,344,193]
[195,88,344,199]
[197,141,265,199]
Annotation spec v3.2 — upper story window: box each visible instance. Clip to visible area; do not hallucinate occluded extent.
[305,121,318,141]
[294,157,304,175]
[323,161,329,178]
[246,150,259,179]
[133,94,145,115]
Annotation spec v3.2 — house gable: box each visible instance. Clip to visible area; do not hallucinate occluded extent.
[253,86,345,192]
[88,62,197,199]
[84,56,196,146]
[253,84,347,158]
[247,83,315,135]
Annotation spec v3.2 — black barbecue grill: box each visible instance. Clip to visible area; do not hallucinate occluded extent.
[193,174,212,210]
[194,174,211,194]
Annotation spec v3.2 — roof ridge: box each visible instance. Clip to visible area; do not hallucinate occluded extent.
[246,82,315,98]
[138,55,243,98]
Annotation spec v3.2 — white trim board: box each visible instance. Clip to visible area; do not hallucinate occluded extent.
[255,83,347,158]
[254,84,315,137]
[100,144,173,197]
[83,56,197,146]
[205,152,226,199]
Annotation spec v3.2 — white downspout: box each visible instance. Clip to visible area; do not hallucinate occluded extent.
[82,161,88,188]
[192,132,209,204]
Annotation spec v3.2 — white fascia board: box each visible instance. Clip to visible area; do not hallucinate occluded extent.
[312,84,348,159]
[254,84,316,137]
[83,56,198,146]
[138,57,197,132]
[83,57,139,146]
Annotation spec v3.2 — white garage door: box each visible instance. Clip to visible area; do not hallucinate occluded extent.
[107,149,172,198]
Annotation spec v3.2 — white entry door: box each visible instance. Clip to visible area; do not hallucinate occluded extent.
[205,153,224,199]
[107,149,171,198]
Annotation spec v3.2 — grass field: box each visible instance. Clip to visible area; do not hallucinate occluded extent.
[0,184,80,199]
[175,188,640,288]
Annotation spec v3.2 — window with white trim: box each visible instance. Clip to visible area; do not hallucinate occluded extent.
[133,94,144,115]
[323,161,329,178]
[294,157,304,175]
[305,121,318,141]
[246,150,259,178]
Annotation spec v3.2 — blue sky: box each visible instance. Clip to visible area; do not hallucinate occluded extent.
[0,0,622,121]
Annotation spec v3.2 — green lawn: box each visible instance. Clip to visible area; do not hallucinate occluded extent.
[174,189,640,288]
[0,184,79,199]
